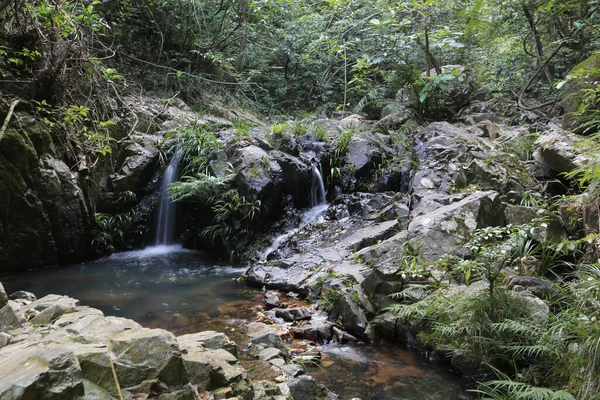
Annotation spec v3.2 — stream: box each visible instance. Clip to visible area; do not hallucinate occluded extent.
[3,247,475,400]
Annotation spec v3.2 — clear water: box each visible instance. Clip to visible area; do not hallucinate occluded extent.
[2,248,474,399]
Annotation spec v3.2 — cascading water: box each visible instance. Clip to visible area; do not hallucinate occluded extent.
[155,152,180,246]
[262,163,328,260]
[311,164,327,207]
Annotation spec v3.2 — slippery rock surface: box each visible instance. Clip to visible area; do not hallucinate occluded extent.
[0,292,281,400]
[247,119,559,350]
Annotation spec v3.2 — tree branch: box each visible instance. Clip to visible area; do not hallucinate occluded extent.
[0,99,21,143]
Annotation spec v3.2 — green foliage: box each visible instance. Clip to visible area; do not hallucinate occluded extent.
[562,132,600,196]
[168,172,235,203]
[164,123,220,175]
[91,211,141,255]
[201,189,263,243]
[311,124,328,141]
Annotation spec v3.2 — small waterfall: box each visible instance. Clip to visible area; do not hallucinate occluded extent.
[311,164,326,206]
[155,152,180,246]
[261,163,328,260]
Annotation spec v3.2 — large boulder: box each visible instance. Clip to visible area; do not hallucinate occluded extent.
[108,132,161,194]
[0,344,85,399]
[407,190,505,262]
[234,145,284,219]
[533,128,592,174]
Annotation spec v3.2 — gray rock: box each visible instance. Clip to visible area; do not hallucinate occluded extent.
[407,190,505,262]
[246,322,284,348]
[0,300,26,332]
[288,375,338,400]
[339,219,399,251]
[0,344,85,399]
[0,332,10,348]
[0,283,6,309]
[178,331,238,357]
[258,347,285,362]
[291,320,335,342]
[274,307,313,322]
[331,294,369,340]
[533,129,591,174]
[109,133,161,193]
[110,328,187,389]
[9,291,36,301]
[264,290,282,310]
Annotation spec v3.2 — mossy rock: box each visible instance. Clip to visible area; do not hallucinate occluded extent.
[561,53,600,133]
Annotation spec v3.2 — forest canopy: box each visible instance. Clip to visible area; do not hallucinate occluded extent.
[0,0,597,115]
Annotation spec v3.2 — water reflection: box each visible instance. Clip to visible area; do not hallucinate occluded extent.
[2,249,474,399]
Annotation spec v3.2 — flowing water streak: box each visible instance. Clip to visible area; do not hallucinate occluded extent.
[155,152,181,246]
[262,164,328,259]
[311,163,326,207]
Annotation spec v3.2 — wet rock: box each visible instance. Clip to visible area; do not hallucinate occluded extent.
[273,152,311,208]
[0,300,26,332]
[265,290,282,310]
[508,276,556,298]
[274,307,313,322]
[234,145,284,219]
[291,320,335,342]
[331,327,357,344]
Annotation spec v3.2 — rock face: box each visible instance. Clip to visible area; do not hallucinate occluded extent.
[0,292,264,400]
[0,123,92,271]
[0,96,203,273]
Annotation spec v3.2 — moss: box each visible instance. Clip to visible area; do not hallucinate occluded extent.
[0,128,39,186]
[18,115,56,157]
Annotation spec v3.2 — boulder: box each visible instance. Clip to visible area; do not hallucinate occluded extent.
[110,328,187,390]
[0,344,85,399]
[108,133,161,193]
[274,307,313,322]
[330,294,369,340]
[407,191,505,262]
[178,331,238,357]
[246,322,285,348]
[533,129,592,174]
[234,145,284,219]
[291,320,335,342]
[0,282,6,308]
[0,301,26,332]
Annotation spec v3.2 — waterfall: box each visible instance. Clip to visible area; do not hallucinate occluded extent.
[155,152,180,246]
[311,164,326,207]
[261,163,328,260]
